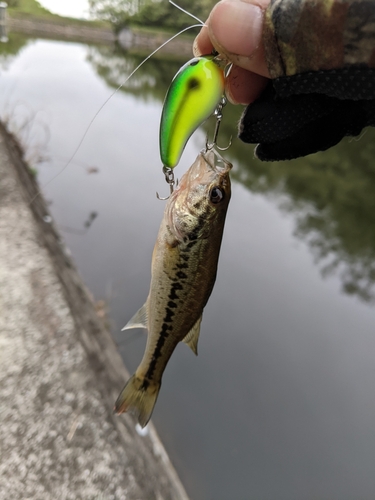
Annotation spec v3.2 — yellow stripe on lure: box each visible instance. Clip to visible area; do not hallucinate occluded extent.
[160,56,225,169]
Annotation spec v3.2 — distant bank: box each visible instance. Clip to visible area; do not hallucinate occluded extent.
[7,15,116,43]
[6,12,194,55]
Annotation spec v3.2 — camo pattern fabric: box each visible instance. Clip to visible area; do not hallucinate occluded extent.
[263,0,375,78]
[238,0,375,160]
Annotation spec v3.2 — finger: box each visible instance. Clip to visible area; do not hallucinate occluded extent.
[225,65,268,104]
[193,25,213,57]
[198,0,270,78]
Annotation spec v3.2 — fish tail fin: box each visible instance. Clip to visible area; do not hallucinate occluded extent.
[114,374,160,428]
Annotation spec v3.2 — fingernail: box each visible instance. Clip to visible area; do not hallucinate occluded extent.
[193,36,200,56]
[193,25,210,56]
[210,0,263,56]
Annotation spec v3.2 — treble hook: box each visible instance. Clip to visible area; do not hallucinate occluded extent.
[206,96,232,152]
[156,165,176,200]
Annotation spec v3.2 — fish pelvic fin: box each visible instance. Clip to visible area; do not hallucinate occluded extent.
[114,374,160,428]
[182,315,202,356]
[121,303,148,331]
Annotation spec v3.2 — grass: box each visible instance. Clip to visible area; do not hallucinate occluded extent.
[7,0,52,17]
[7,0,110,28]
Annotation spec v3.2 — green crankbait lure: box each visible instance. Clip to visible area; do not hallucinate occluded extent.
[160,56,225,170]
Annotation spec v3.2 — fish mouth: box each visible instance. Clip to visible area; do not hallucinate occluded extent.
[170,149,232,204]
[202,149,232,175]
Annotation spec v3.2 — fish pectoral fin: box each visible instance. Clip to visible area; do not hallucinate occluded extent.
[182,315,202,356]
[121,303,148,331]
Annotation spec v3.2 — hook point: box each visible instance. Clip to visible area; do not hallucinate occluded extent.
[156,191,170,200]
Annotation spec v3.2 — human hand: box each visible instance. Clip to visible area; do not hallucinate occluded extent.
[193,0,270,105]
[194,0,375,162]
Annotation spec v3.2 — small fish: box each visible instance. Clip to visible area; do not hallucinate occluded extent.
[159,56,225,169]
[114,150,232,427]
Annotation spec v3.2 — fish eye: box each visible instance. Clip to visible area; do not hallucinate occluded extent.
[210,186,224,204]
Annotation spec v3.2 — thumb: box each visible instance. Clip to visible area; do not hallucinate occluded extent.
[202,0,270,78]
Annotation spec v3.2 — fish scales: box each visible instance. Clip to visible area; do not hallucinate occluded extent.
[115,150,232,427]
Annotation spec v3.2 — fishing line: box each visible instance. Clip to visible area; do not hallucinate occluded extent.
[169,0,205,25]
[28,2,205,207]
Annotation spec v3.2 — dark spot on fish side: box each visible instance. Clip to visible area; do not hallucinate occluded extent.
[145,323,170,379]
[193,201,202,210]
[177,262,189,269]
[164,308,175,323]
[188,77,200,90]
[186,216,207,241]
[168,301,178,308]
[176,271,187,279]
[169,282,183,300]
[141,379,150,390]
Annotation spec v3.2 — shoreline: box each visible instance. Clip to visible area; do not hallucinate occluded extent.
[6,15,195,55]
[0,121,189,499]
[7,15,116,43]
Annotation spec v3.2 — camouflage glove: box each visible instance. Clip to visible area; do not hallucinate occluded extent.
[239,0,375,161]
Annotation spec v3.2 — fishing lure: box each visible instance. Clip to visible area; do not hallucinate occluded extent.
[29,2,230,205]
[159,55,226,170]
[30,0,232,207]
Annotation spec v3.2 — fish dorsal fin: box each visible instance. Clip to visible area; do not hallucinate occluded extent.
[182,316,202,355]
[122,303,148,331]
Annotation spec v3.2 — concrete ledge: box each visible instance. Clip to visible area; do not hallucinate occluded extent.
[0,121,189,499]
[6,17,194,55]
[118,27,194,56]
[8,16,116,43]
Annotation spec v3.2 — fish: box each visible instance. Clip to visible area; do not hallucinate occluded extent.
[159,56,225,169]
[114,150,232,427]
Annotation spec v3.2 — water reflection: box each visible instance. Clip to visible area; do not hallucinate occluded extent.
[86,42,375,304]
[86,44,185,101]
[59,211,99,235]
[2,35,375,500]
[0,32,29,64]
[228,126,375,303]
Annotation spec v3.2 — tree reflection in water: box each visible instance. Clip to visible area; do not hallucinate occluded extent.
[228,122,375,303]
[91,42,375,303]
[86,44,185,102]
[5,38,375,304]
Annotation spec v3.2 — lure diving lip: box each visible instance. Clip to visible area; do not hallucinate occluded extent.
[159,55,225,170]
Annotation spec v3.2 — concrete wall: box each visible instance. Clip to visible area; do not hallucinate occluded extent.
[8,17,116,43]
[0,121,189,500]
[7,16,194,54]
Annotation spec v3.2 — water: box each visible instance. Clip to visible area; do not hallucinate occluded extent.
[2,33,375,500]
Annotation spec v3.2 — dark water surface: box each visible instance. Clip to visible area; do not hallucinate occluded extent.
[2,34,375,500]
